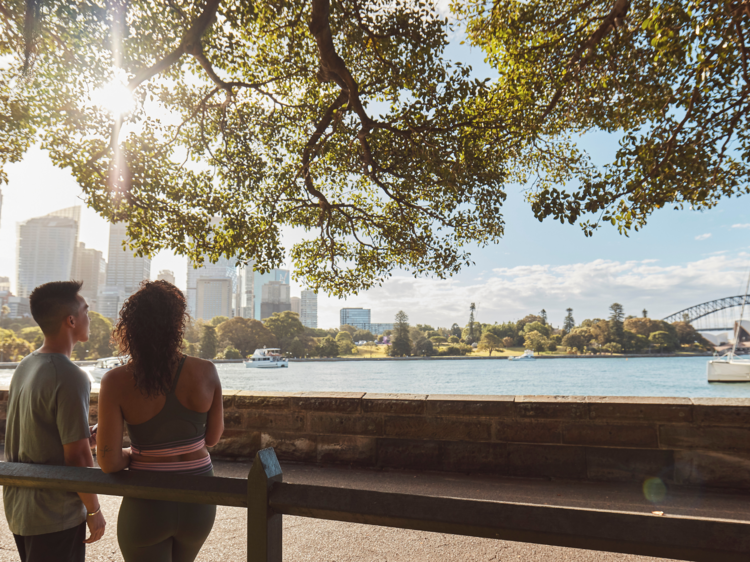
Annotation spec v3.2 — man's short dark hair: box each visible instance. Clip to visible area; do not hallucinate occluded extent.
[29,281,84,335]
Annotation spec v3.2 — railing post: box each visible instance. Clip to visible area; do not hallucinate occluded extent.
[247,447,283,562]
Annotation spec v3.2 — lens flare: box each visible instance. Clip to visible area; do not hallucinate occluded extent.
[91,76,134,116]
[643,477,667,503]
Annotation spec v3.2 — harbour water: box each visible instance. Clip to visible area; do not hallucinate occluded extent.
[2,356,747,397]
[214,356,747,398]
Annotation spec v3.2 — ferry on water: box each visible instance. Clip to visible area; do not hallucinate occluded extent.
[245,348,289,369]
[508,350,535,361]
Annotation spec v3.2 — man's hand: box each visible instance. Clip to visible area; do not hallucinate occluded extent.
[88,425,98,449]
[84,509,106,544]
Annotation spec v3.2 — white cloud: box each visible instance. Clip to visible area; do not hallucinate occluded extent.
[319,256,750,329]
[732,224,750,229]
[695,233,712,240]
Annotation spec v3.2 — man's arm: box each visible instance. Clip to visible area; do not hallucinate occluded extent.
[62,439,106,543]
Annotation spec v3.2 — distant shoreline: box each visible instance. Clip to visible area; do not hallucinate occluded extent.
[0,353,715,369]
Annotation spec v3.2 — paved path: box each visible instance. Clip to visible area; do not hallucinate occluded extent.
[2,458,749,561]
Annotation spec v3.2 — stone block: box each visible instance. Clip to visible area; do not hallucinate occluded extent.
[426,395,514,417]
[224,410,244,429]
[563,423,659,448]
[383,415,491,441]
[222,389,240,409]
[587,396,692,423]
[234,391,291,411]
[88,404,98,425]
[659,425,750,452]
[362,393,427,415]
[260,432,317,462]
[209,431,261,458]
[674,450,750,488]
[586,447,674,482]
[515,396,588,420]
[88,391,98,405]
[507,444,587,479]
[493,420,562,444]
[242,411,306,432]
[292,392,365,413]
[439,441,508,473]
[309,413,383,436]
[317,435,377,465]
[377,438,440,470]
[692,398,750,425]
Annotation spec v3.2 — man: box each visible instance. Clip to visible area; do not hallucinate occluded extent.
[4,281,106,561]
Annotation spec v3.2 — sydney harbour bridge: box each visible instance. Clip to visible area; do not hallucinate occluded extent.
[662,295,750,331]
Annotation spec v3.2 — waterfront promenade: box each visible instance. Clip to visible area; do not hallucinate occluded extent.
[3,453,748,561]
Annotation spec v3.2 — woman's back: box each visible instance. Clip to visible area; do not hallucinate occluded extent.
[94,280,224,562]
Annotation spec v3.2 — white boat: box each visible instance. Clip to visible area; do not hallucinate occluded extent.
[707,354,750,382]
[707,272,750,382]
[245,348,288,369]
[89,356,126,380]
[509,350,535,361]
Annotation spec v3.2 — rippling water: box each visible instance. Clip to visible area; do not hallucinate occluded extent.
[3,356,746,397]
[198,357,750,397]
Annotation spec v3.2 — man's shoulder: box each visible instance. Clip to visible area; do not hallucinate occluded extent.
[48,354,89,383]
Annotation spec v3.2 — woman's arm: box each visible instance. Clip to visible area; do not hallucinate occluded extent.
[205,363,224,447]
[96,370,132,473]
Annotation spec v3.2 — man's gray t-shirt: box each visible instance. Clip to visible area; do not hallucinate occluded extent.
[3,352,91,536]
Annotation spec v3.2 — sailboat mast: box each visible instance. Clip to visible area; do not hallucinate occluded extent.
[730,271,750,357]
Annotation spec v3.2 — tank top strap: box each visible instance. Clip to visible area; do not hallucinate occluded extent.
[169,355,188,394]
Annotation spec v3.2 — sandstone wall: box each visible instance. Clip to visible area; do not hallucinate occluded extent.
[2,387,749,489]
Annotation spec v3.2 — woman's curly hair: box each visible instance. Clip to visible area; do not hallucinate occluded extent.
[113,280,188,397]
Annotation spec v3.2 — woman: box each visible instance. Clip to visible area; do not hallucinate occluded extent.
[97,280,224,562]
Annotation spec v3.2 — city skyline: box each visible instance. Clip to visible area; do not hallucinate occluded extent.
[0,147,748,328]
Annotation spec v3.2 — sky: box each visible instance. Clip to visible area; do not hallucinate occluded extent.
[1,26,749,330]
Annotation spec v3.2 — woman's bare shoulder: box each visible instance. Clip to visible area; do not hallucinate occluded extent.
[100,364,131,390]
[184,356,219,378]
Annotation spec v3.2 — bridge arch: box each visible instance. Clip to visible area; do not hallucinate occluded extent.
[662,295,750,330]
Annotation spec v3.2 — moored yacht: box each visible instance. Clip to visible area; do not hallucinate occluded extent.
[89,356,126,380]
[509,350,535,361]
[245,348,289,368]
[707,272,750,382]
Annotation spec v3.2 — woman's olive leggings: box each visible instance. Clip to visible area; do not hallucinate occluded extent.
[117,474,216,562]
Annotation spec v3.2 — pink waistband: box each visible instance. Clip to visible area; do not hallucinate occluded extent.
[129,454,213,475]
[130,437,206,458]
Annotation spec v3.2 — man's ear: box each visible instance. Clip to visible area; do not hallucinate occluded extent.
[64,314,76,330]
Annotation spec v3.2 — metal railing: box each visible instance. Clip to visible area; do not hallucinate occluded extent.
[0,448,748,562]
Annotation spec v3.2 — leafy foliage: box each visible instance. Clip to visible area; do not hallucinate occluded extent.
[264,311,308,353]
[199,324,219,359]
[0,0,528,296]
[389,310,412,356]
[458,0,750,234]
[217,317,277,357]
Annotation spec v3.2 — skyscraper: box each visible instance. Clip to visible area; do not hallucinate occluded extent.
[254,269,289,319]
[291,296,301,315]
[186,257,237,320]
[16,213,78,297]
[196,278,233,320]
[106,223,151,293]
[73,242,106,311]
[340,308,371,330]
[260,280,291,320]
[300,290,318,329]
[157,270,176,285]
[100,222,151,319]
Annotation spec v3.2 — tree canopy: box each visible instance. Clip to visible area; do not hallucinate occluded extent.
[0,0,515,295]
[1,0,746,296]
[458,0,750,233]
